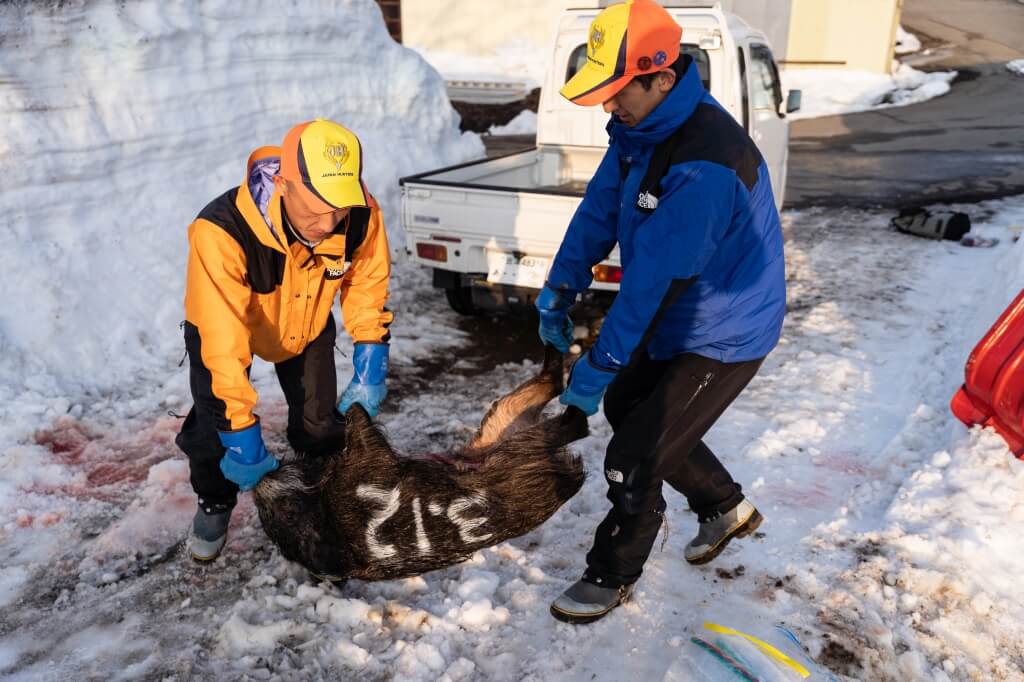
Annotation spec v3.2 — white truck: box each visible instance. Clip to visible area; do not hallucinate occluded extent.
[401,4,800,315]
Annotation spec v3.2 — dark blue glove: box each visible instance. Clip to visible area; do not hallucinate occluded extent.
[219,421,279,491]
[560,349,619,416]
[339,342,389,417]
[535,284,576,353]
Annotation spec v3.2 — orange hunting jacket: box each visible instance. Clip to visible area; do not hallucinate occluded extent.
[184,146,393,430]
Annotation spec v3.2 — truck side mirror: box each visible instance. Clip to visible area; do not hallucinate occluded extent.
[786,89,802,114]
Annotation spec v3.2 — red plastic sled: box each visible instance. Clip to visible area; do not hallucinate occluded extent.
[951,289,1024,456]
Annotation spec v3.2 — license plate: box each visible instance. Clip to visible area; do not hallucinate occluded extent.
[485,252,549,289]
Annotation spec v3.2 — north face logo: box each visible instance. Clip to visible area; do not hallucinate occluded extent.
[324,263,349,280]
[637,192,659,210]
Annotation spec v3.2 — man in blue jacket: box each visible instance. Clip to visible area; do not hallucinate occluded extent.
[538,0,786,624]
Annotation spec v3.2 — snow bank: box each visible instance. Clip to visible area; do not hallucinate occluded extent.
[894,25,922,55]
[783,62,956,121]
[411,40,547,92]
[487,110,538,136]
[0,0,482,433]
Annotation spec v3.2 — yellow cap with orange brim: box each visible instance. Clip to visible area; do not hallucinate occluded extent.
[560,0,682,107]
[280,119,368,214]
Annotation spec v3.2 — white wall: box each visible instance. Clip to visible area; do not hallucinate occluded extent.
[402,0,567,56]
[785,0,900,73]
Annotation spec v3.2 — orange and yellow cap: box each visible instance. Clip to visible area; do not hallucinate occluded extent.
[560,0,682,107]
[280,119,367,213]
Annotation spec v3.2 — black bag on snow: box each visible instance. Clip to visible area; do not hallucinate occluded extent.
[891,207,971,241]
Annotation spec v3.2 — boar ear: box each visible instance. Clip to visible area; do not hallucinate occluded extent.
[343,404,396,459]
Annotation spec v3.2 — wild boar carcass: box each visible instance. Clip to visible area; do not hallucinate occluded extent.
[253,346,588,583]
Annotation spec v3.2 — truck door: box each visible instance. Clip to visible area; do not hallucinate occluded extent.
[744,43,789,208]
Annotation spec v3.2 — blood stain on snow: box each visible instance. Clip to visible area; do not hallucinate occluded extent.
[31,415,182,501]
[814,452,880,477]
[36,512,64,527]
[34,416,97,462]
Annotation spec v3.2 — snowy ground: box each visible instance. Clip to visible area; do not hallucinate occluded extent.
[4,196,1024,681]
[4,2,1024,681]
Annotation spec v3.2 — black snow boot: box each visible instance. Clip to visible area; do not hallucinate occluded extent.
[189,499,234,562]
[685,498,762,565]
[550,574,635,624]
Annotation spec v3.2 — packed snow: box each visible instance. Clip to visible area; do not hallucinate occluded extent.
[487,110,539,136]
[3,1,1024,681]
[781,63,956,121]
[894,25,922,55]
[1008,59,1024,77]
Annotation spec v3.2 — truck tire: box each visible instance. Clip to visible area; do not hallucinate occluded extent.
[444,285,481,316]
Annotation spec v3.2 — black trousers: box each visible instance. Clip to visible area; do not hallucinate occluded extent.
[175,314,346,506]
[585,351,763,587]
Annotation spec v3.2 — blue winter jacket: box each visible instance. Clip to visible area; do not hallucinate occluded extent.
[546,60,786,367]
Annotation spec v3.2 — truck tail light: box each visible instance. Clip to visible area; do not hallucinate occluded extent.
[593,264,622,283]
[416,243,448,262]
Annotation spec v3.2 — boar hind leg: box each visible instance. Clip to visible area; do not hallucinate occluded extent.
[477,406,588,507]
[342,404,399,465]
[523,405,589,451]
[467,345,566,451]
[478,406,588,473]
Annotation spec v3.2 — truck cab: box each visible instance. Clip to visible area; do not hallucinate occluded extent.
[401,4,798,315]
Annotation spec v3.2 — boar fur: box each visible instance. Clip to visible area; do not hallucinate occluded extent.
[252,346,588,582]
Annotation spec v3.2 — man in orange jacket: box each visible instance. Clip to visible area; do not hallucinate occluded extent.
[177,119,393,561]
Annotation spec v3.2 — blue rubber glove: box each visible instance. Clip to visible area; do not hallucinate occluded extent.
[560,350,619,416]
[218,421,280,491]
[535,284,576,353]
[339,342,389,417]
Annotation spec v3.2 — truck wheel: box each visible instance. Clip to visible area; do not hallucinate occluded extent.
[444,285,481,316]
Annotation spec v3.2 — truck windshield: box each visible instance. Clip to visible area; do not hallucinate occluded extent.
[566,43,711,91]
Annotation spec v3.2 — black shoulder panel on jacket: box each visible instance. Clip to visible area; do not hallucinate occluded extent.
[345,207,371,262]
[669,103,763,192]
[197,188,286,294]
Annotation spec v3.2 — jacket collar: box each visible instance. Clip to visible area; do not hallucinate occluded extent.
[235,145,347,260]
[607,58,705,154]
